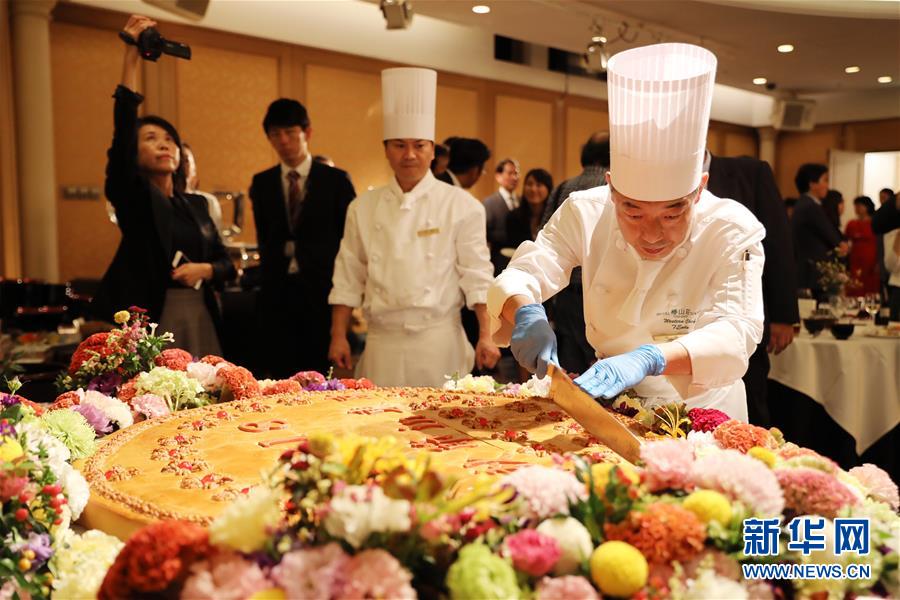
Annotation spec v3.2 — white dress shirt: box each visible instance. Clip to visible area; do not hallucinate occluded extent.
[498,186,518,211]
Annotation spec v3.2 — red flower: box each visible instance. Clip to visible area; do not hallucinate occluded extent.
[199,355,228,366]
[69,332,110,375]
[713,419,776,453]
[155,348,193,372]
[99,520,211,599]
[340,378,359,390]
[49,391,82,411]
[261,380,302,396]
[604,503,706,565]
[356,378,375,389]
[219,366,260,401]
[118,378,139,405]
[687,408,730,433]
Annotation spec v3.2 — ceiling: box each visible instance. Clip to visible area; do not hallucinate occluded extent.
[405,0,900,95]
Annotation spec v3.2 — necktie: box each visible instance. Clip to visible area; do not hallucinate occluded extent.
[287,170,303,230]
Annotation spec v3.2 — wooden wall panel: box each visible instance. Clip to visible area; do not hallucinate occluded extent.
[564,105,608,182]
[436,85,478,144]
[493,95,553,198]
[175,44,279,244]
[305,64,391,194]
[775,124,843,199]
[50,22,123,281]
[723,130,758,158]
[845,119,900,153]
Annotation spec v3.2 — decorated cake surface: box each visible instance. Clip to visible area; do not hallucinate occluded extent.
[79,387,645,539]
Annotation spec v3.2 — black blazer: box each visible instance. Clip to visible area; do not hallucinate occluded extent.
[707,155,800,335]
[249,161,355,299]
[93,86,235,329]
[872,193,900,234]
[791,193,843,291]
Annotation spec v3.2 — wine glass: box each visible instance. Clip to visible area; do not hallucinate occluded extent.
[864,293,881,321]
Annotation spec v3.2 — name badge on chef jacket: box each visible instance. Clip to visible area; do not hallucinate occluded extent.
[417,227,440,237]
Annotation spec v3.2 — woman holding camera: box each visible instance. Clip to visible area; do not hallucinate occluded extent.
[93,15,235,356]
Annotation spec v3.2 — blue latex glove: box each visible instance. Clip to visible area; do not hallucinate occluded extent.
[574,344,666,400]
[510,303,558,378]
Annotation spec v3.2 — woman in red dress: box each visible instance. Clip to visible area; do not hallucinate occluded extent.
[844,196,880,296]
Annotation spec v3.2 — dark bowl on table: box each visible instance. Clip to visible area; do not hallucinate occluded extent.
[830,323,855,340]
[803,317,835,335]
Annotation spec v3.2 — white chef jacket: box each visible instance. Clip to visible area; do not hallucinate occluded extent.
[488,185,766,419]
[329,170,493,386]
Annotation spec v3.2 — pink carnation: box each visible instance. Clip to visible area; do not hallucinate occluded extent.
[502,466,588,521]
[640,438,695,492]
[131,394,170,420]
[181,551,271,600]
[271,543,348,599]
[261,380,302,396]
[849,463,899,510]
[692,449,785,517]
[340,549,416,599]
[688,408,731,432]
[776,467,858,518]
[0,474,28,502]
[154,348,193,371]
[291,371,326,387]
[503,530,562,577]
[536,575,599,599]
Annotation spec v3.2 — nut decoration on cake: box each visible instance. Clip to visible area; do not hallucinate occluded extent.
[78,386,648,538]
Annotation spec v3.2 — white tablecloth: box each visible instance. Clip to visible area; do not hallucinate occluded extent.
[769,331,900,453]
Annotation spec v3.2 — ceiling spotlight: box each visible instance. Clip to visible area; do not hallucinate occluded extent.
[844,66,861,74]
[380,0,413,29]
[878,76,893,84]
[777,44,794,53]
[472,5,490,14]
[752,77,767,85]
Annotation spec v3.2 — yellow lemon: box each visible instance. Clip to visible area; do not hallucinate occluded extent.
[590,462,639,495]
[683,489,732,525]
[590,541,648,597]
[0,438,24,462]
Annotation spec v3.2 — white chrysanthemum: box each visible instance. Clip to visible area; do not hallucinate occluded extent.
[82,390,133,430]
[209,486,281,553]
[136,366,203,410]
[58,464,90,520]
[443,374,496,394]
[520,375,551,398]
[324,485,411,548]
[17,420,71,475]
[685,569,748,599]
[536,517,594,575]
[51,529,124,599]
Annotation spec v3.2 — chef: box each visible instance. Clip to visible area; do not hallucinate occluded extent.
[329,67,499,386]
[488,43,765,420]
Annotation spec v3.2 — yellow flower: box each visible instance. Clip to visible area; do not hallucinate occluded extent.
[590,541,648,597]
[209,487,281,553]
[748,446,776,468]
[0,438,24,462]
[113,310,130,324]
[683,489,732,525]
[590,462,639,495]
[247,589,286,600]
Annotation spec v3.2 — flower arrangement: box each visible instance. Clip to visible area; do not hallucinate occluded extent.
[816,250,860,297]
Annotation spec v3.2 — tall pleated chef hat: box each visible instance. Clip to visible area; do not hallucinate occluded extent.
[606,43,717,201]
[382,67,437,141]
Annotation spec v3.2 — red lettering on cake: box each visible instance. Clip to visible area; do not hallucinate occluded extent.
[239,419,288,433]
[399,416,444,431]
[258,436,307,449]
[409,434,477,451]
[463,458,530,475]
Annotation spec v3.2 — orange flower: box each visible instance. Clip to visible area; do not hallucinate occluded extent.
[219,366,260,401]
[713,419,776,454]
[155,348,193,372]
[603,503,705,565]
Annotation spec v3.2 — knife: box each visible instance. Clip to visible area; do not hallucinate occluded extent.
[547,363,643,463]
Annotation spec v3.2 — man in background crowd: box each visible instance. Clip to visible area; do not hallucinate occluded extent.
[250,98,356,377]
[792,163,846,299]
[437,137,491,189]
[706,152,798,426]
[483,158,520,275]
[430,143,449,178]
[538,132,610,375]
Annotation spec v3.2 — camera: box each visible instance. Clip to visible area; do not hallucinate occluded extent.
[119,27,191,62]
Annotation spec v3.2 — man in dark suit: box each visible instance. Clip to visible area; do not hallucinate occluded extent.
[873,188,899,234]
[539,132,610,375]
[250,99,355,377]
[706,153,799,426]
[436,137,491,189]
[483,158,520,275]
[791,163,846,299]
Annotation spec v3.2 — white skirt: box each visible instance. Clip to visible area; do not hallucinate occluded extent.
[355,317,474,388]
[158,288,221,358]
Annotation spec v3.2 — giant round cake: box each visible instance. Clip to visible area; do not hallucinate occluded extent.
[78,387,646,540]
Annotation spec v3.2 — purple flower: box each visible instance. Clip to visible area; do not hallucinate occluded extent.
[73,403,113,435]
[0,421,15,437]
[87,372,122,396]
[0,393,21,407]
[11,533,53,567]
[324,379,346,391]
[304,383,328,392]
